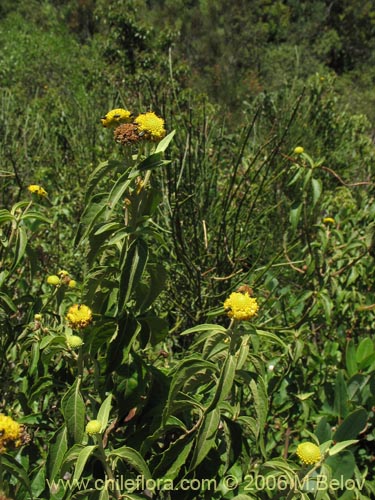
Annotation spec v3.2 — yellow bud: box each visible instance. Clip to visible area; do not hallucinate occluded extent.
[34,314,42,321]
[294,146,304,155]
[66,335,84,349]
[68,279,77,288]
[86,420,102,435]
[47,275,60,286]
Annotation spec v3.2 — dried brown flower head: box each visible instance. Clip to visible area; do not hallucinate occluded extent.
[114,123,142,146]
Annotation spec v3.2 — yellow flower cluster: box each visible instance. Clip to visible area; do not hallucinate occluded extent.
[66,304,93,329]
[101,108,133,128]
[101,108,166,144]
[134,112,166,141]
[296,442,322,465]
[46,270,77,288]
[224,292,259,321]
[0,414,24,453]
[27,184,47,197]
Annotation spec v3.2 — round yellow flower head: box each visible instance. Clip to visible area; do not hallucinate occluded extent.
[86,420,102,436]
[323,217,335,224]
[34,313,42,321]
[28,184,47,197]
[0,414,26,453]
[66,335,84,349]
[134,112,166,141]
[47,275,60,286]
[58,270,69,277]
[66,304,93,329]
[296,442,322,465]
[101,108,133,128]
[294,146,304,155]
[224,292,259,321]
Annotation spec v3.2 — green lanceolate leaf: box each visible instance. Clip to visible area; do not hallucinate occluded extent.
[152,433,195,480]
[311,177,322,206]
[163,357,217,423]
[189,408,220,470]
[328,440,358,456]
[11,225,27,270]
[107,446,152,480]
[155,130,176,153]
[345,339,358,377]
[97,394,112,432]
[333,370,348,420]
[180,323,227,336]
[72,445,98,482]
[106,167,138,216]
[48,425,68,481]
[84,160,124,204]
[61,378,85,444]
[117,238,148,313]
[290,201,302,231]
[206,353,237,412]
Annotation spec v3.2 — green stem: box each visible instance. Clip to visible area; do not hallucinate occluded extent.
[96,437,121,500]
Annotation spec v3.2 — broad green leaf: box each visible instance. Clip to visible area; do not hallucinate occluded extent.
[97,394,112,431]
[356,337,374,365]
[189,408,220,470]
[61,378,85,444]
[39,335,66,350]
[48,426,68,481]
[315,417,332,444]
[107,446,151,480]
[325,450,355,482]
[328,440,358,456]
[333,408,367,441]
[72,445,98,482]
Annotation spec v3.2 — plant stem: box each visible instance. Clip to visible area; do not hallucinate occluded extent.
[96,437,121,500]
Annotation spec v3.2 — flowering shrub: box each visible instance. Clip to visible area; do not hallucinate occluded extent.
[0,102,375,500]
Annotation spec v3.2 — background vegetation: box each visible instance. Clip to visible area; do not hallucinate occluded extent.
[1,1,375,499]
